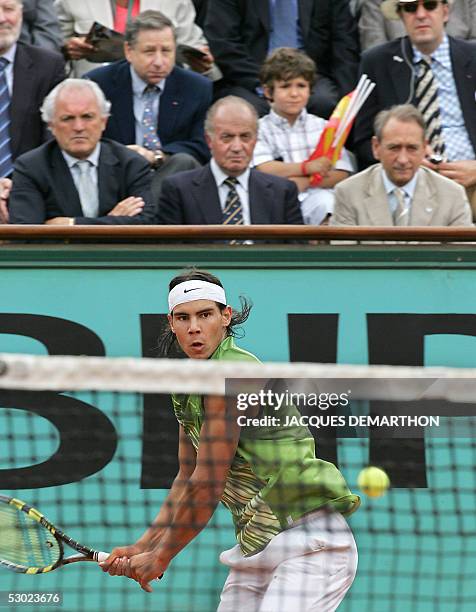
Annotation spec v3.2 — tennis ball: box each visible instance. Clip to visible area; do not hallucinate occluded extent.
[357,466,390,498]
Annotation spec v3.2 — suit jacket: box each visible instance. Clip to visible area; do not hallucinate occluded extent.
[86,62,212,163]
[10,42,65,161]
[55,0,208,76]
[354,36,476,168]
[157,164,303,225]
[9,139,156,225]
[359,0,476,51]
[204,0,359,96]
[20,0,63,52]
[331,164,473,226]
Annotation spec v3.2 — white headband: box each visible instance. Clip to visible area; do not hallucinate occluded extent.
[168,280,227,313]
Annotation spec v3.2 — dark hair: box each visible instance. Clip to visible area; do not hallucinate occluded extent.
[158,268,252,356]
[125,10,176,47]
[259,47,317,95]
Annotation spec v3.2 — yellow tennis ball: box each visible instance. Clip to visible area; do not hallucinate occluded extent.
[357,466,390,498]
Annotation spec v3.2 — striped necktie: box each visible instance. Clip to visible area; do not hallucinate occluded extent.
[223,177,244,226]
[393,188,409,226]
[142,85,161,151]
[415,57,446,158]
[0,57,12,178]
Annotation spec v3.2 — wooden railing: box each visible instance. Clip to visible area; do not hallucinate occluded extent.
[0,225,476,242]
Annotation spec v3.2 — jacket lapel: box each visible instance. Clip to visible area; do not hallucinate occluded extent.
[158,68,180,144]
[109,62,136,144]
[50,146,84,217]
[97,141,120,216]
[255,0,270,31]
[191,165,222,224]
[10,45,32,159]
[449,37,476,152]
[409,170,436,225]
[389,38,416,104]
[363,166,394,225]
[298,0,313,41]
[249,170,270,224]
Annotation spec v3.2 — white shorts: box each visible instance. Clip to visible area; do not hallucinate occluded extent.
[217,509,358,612]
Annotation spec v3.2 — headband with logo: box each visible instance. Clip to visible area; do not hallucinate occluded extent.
[168,280,227,313]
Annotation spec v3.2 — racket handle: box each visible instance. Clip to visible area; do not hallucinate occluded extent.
[95,551,110,563]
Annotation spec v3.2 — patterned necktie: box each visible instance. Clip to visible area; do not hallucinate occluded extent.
[269,0,299,50]
[223,177,244,226]
[142,85,161,151]
[393,188,409,226]
[74,160,99,218]
[0,57,12,178]
[415,57,446,158]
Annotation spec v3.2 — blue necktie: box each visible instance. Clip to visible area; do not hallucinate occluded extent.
[268,0,299,50]
[142,85,161,151]
[0,57,12,178]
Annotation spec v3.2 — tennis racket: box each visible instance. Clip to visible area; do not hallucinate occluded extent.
[0,495,109,574]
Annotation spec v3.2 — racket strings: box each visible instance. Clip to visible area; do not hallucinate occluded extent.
[0,504,61,568]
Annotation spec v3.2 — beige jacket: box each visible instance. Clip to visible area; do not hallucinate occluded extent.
[332,164,473,226]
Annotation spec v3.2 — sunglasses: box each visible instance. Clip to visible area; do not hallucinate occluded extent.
[398,0,444,13]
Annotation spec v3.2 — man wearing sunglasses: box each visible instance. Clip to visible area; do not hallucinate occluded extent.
[354,0,476,216]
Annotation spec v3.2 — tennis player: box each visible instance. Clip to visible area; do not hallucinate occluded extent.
[101,269,360,610]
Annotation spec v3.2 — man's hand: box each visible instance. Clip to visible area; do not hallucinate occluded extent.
[108,196,145,216]
[129,551,167,593]
[45,217,74,225]
[63,36,94,60]
[186,46,214,73]
[0,177,12,223]
[100,543,145,576]
[436,160,476,188]
[126,145,167,166]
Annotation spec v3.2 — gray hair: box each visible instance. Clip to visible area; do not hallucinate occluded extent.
[374,104,426,141]
[204,96,258,136]
[125,10,176,47]
[41,79,111,123]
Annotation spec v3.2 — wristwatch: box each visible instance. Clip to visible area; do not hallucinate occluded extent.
[151,150,165,169]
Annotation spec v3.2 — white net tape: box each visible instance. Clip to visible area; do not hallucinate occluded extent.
[1,353,476,401]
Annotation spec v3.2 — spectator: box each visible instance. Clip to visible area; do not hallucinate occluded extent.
[86,10,212,201]
[20,0,62,52]
[359,0,476,50]
[0,0,65,178]
[8,79,156,225]
[157,96,303,225]
[332,105,472,226]
[354,0,476,215]
[253,48,354,225]
[204,0,360,118]
[55,0,216,78]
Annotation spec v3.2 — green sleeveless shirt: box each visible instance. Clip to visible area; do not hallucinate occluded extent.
[172,336,360,556]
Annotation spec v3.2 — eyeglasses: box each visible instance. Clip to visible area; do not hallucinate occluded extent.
[398,0,444,13]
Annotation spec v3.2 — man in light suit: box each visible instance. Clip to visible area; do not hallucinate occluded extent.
[9,79,156,225]
[354,0,476,209]
[157,96,303,225]
[332,105,472,226]
[86,10,212,200]
[0,0,65,177]
[204,0,359,118]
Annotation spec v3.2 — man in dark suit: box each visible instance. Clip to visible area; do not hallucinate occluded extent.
[0,0,65,178]
[204,0,360,118]
[157,96,303,225]
[354,0,476,207]
[9,79,156,225]
[85,10,212,200]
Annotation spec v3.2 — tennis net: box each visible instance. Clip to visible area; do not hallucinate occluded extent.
[0,353,476,611]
